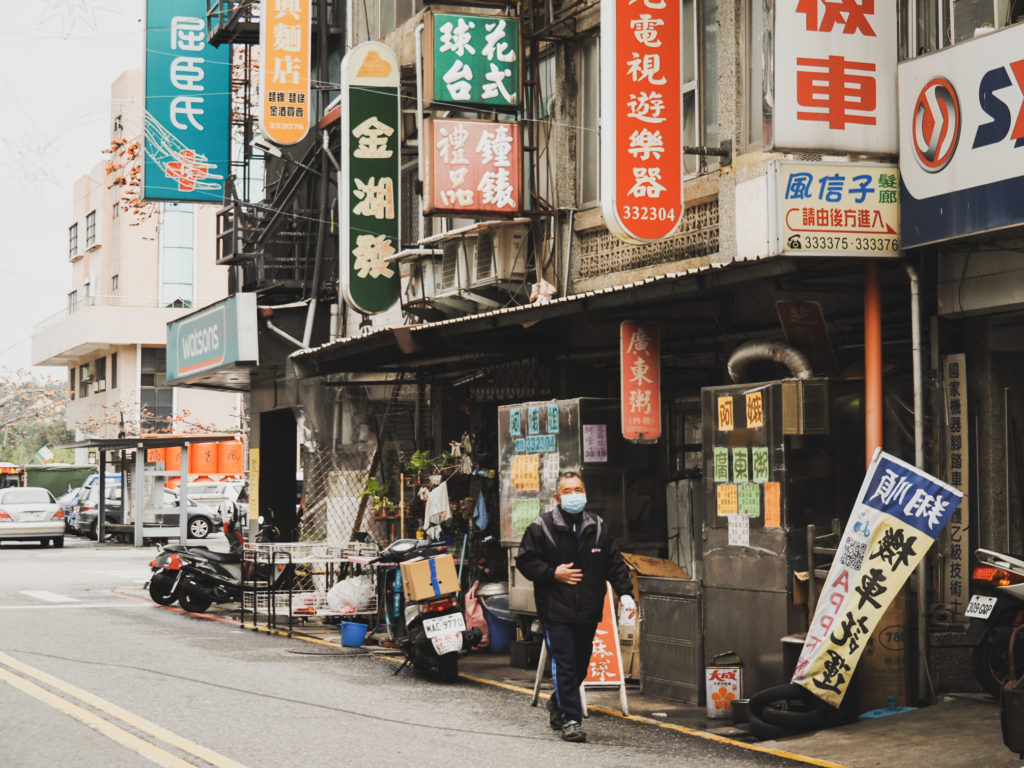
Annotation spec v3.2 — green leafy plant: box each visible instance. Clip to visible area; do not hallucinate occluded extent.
[404,450,433,477]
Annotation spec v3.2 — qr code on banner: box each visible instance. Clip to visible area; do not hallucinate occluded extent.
[839,539,867,570]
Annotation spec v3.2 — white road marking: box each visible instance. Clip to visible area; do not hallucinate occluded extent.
[19,590,80,603]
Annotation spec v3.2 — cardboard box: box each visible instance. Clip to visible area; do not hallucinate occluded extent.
[619,553,691,681]
[400,554,459,601]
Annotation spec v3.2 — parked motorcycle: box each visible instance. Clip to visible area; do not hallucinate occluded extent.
[146,515,281,613]
[374,538,481,682]
[968,547,1024,697]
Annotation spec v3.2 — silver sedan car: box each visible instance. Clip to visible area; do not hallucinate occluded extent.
[0,486,65,548]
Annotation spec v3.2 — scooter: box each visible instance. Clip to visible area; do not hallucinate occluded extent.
[968,547,1024,696]
[146,516,281,613]
[374,538,481,682]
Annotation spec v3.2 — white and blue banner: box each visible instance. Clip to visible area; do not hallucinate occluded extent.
[792,449,963,707]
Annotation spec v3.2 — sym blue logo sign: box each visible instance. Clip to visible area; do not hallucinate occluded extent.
[899,25,1024,247]
[912,77,960,172]
[972,60,1024,149]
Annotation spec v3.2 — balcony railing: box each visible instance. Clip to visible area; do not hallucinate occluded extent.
[33,295,222,333]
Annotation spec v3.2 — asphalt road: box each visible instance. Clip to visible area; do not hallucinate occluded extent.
[0,537,810,768]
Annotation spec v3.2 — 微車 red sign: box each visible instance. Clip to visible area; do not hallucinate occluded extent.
[620,321,661,442]
[600,0,683,244]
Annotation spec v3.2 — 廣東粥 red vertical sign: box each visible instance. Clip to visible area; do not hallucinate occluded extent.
[774,0,897,154]
[620,321,661,443]
[600,0,683,244]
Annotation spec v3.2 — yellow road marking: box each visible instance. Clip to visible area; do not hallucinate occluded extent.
[0,651,249,768]
[0,664,196,768]
[458,674,852,768]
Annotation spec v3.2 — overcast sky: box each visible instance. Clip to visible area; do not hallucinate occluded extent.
[0,0,143,379]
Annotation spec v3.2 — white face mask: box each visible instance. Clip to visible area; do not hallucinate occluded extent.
[560,492,587,514]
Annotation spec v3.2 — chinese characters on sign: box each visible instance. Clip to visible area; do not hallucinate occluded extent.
[600,0,683,243]
[260,0,311,145]
[792,450,962,706]
[772,161,900,256]
[711,391,772,526]
[425,118,521,215]
[340,43,401,314]
[143,0,230,202]
[774,0,897,154]
[583,584,626,686]
[620,321,661,442]
[425,13,521,109]
[942,355,970,618]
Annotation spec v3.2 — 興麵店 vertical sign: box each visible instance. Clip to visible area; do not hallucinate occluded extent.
[340,43,401,315]
[774,0,897,154]
[260,0,311,145]
[425,12,521,110]
[620,321,661,443]
[600,0,683,244]
[143,0,230,202]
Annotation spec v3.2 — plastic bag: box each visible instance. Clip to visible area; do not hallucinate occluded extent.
[464,580,489,649]
[326,575,373,613]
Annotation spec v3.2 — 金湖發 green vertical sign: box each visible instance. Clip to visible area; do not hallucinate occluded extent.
[340,42,401,315]
[426,12,520,110]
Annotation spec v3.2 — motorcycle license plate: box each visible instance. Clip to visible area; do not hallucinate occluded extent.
[965,595,998,619]
[424,614,466,655]
[423,612,466,638]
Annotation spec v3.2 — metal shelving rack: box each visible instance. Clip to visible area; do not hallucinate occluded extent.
[241,541,379,636]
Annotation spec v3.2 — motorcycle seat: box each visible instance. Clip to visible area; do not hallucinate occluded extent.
[192,549,243,564]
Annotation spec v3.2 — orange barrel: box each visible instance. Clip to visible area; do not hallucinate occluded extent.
[146,447,165,465]
[189,442,218,475]
[165,446,182,472]
[217,440,244,475]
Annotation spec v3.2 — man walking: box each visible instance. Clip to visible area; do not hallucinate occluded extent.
[516,471,635,743]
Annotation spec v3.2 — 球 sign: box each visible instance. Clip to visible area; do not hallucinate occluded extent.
[600,0,683,243]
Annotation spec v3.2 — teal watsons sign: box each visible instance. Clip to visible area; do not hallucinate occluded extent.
[144,0,231,202]
[166,294,258,382]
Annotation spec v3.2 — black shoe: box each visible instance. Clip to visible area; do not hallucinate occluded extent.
[561,720,587,743]
[546,695,562,729]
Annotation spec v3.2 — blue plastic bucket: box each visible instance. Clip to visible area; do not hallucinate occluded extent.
[341,621,369,648]
[482,594,514,653]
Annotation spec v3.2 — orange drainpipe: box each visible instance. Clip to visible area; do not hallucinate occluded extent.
[865,260,883,467]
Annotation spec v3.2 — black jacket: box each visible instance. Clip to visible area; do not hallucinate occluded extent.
[515,507,633,625]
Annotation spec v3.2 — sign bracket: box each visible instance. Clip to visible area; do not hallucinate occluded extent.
[683,139,732,166]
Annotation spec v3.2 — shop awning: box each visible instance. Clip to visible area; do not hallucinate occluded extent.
[291,257,801,379]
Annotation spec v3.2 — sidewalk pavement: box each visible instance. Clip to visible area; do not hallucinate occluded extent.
[233,613,1019,768]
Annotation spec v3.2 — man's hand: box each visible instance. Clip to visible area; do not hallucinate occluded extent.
[554,562,583,585]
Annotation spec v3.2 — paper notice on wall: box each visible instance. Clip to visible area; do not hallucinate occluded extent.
[542,452,561,489]
[746,391,765,429]
[718,396,735,431]
[764,482,782,527]
[738,483,761,517]
[732,448,749,482]
[583,424,608,462]
[728,514,749,547]
[511,454,540,491]
[717,484,738,516]
[713,447,730,483]
[752,446,770,483]
[511,498,541,535]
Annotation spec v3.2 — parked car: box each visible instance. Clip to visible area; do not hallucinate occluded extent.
[0,486,65,548]
[56,488,81,533]
[180,480,244,514]
[76,484,221,540]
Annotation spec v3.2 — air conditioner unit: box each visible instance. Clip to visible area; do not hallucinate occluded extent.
[471,223,529,288]
[93,380,106,393]
[436,237,471,298]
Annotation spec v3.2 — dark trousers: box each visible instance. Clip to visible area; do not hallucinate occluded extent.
[545,621,598,724]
